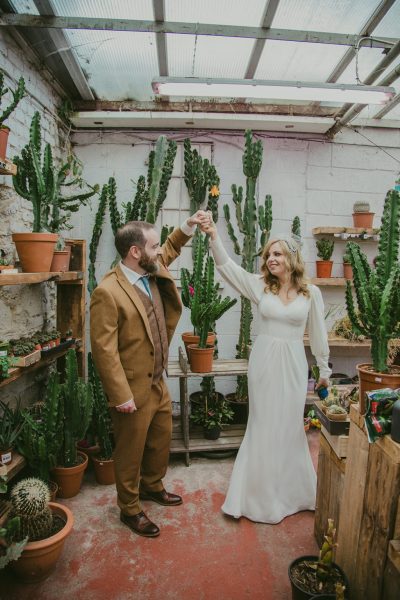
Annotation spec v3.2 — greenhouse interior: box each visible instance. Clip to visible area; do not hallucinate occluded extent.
[1,1,400,599]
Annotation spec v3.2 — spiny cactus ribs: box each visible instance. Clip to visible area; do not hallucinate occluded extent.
[353,201,370,213]
[10,478,53,541]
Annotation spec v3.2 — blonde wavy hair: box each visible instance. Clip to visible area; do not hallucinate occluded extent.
[260,238,310,298]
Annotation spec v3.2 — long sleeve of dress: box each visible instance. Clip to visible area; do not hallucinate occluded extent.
[307,284,331,380]
[210,236,264,305]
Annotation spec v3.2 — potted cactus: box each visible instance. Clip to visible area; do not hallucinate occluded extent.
[6,478,73,583]
[88,353,115,485]
[342,248,353,280]
[12,112,98,273]
[181,233,237,373]
[51,349,93,498]
[288,519,349,599]
[0,400,22,465]
[352,200,374,228]
[0,73,25,159]
[316,238,334,278]
[345,189,400,414]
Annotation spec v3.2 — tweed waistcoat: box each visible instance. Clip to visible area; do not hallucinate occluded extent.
[135,279,169,382]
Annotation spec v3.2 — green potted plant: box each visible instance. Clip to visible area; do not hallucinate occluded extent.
[88,353,115,484]
[12,112,98,273]
[0,355,10,381]
[288,519,349,599]
[5,477,73,583]
[352,200,374,228]
[51,349,93,498]
[0,400,22,465]
[181,233,237,372]
[345,189,400,414]
[316,238,334,278]
[0,249,15,273]
[190,390,234,440]
[0,73,25,160]
[342,248,353,280]
[9,337,39,367]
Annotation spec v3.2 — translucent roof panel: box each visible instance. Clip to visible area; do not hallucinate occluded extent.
[337,50,400,86]
[372,1,400,37]
[272,0,382,34]
[43,0,153,19]
[63,29,158,101]
[167,34,254,78]
[165,0,266,27]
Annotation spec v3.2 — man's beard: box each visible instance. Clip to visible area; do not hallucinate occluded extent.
[139,251,159,274]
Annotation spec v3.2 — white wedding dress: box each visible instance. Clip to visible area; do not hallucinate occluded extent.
[210,236,331,524]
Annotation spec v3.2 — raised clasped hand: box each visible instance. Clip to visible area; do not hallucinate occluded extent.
[187,209,211,228]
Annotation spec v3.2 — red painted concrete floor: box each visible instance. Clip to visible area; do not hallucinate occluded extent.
[1,431,320,600]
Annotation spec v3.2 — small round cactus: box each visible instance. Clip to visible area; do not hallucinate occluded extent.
[353,201,370,213]
[10,478,53,541]
[327,404,347,415]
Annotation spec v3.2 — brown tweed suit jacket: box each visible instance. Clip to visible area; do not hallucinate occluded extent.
[90,227,190,407]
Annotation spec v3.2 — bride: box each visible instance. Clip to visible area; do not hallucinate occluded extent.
[201,217,331,524]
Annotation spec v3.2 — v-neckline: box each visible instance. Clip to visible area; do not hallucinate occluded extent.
[275,293,300,308]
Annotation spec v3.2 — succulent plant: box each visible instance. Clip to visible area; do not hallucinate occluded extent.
[316,238,334,261]
[9,478,52,542]
[353,201,370,213]
[327,404,347,415]
[0,73,25,127]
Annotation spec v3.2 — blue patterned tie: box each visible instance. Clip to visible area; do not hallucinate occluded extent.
[140,275,152,300]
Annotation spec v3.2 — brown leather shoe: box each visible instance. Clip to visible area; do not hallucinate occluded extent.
[139,489,183,506]
[120,511,160,537]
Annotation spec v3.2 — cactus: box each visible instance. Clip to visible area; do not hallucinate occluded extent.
[316,238,334,261]
[345,189,400,373]
[291,216,301,240]
[88,182,109,295]
[9,478,52,542]
[88,353,113,460]
[223,130,272,401]
[0,73,25,126]
[181,233,237,348]
[13,112,98,233]
[17,372,63,482]
[353,201,370,213]
[60,349,93,468]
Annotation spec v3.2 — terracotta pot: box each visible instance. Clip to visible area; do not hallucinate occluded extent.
[343,263,353,280]
[316,260,333,278]
[51,451,88,498]
[357,363,400,415]
[0,264,15,271]
[92,456,115,485]
[352,212,374,228]
[288,555,349,600]
[181,332,216,359]
[11,502,73,583]
[50,250,70,272]
[188,344,214,373]
[12,232,58,273]
[0,125,10,159]
[0,447,12,465]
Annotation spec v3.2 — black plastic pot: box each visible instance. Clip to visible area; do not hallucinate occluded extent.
[288,555,349,600]
[203,426,221,440]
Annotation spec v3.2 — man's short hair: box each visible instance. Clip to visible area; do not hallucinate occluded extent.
[115,221,156,259]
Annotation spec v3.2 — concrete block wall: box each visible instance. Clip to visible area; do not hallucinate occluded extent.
[70,127,399,400]
[0,29,64,405]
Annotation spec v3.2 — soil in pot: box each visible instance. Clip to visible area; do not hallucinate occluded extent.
[289,555,348,600]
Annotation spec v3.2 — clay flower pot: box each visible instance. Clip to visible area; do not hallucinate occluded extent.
[0,125,10,159]
[343,263,353,280]
[92,456,115,485]
[51,450,88,498]
[357,363,400,415]
[188,345,214,373]
[352,212,374,228]
[11,502,74,583]
[316,260,333,278]
[50,250,70,272]
[12,232,58,273]
[181,332,216,359]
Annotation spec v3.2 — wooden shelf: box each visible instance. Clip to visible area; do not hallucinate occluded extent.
[311,277,349,286]
[0,270,84,286]
[313,226,379,239]
[171,424,246,454]
[304,335,370,348]
[168,358,249,378]
[0,158,17,176]
[2,452,26,480]
[0,340,81,388]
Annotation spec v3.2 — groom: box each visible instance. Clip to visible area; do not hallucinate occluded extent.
[90,210,210,537]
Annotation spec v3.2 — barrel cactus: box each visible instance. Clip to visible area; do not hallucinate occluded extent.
[10,478,52,542]
[345,189,400,373]
[353,201,370,213]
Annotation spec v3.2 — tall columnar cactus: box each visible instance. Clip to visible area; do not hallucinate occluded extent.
[60,349,93,468]
[88,353,113,460]
[223,130,272,400]
[0,73,25,126]
[345,189,400,373]
[17,372,63,482]
[13,112,98,232]
[88,182,109,295]
[9,478,52,542]
[291,216,301,240]
[181,233,237,347]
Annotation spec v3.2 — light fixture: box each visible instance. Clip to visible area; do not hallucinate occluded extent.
[152,77,395,105]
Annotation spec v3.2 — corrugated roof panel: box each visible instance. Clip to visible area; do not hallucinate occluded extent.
[10,0,38,13]
[255,40,347,82]
[165,0,266,27]
[372,1,400,37]
[167,34,254,78]
[272,0,380,33]
[337,51,400,84]
[62,29,158,101]
[48,0,153,19]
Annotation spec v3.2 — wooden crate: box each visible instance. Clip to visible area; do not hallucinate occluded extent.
[314,400,350,435]
[321,425,349,458]
[314,430,346,547]
[336,405,400,599]
[10,349,41,367]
